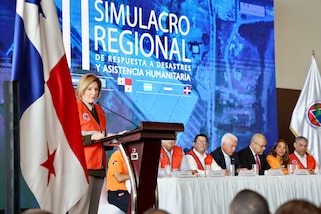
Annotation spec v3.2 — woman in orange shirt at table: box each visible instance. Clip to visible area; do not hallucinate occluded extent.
[266,139,290,175]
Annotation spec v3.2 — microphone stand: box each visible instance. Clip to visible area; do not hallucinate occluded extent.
[97,102,140,129]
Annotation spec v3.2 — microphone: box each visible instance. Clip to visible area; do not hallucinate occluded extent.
[97,102,140,129]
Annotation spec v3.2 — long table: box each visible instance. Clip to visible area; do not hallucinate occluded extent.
[157,175,321,214]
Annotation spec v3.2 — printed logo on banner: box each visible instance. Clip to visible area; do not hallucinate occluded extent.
[183,86,192,95]
[118,77,132,92]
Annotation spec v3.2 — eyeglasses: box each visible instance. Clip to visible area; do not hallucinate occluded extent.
[254,142,266,149]
[195,140,208,146]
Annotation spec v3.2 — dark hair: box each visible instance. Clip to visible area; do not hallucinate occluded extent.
[270,139,290,166]
[275,199,321,214]
[22,209,52,214]
[143,208,170,214]
[194,134,208,143]
[229,189,269,214]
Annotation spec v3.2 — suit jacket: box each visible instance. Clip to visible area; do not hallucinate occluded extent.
[238,146,270,175]
[210,147,243,176]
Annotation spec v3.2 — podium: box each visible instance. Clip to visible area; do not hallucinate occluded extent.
[101,121,184,214]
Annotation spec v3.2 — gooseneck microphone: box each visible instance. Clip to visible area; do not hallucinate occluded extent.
[97,102,140,129]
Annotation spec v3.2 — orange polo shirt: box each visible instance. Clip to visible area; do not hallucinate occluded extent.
[106,150,129,191]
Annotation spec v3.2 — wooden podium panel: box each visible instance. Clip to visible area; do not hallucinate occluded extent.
[100,121,184,214]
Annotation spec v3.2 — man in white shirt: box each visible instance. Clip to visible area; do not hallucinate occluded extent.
[185,134,227,176]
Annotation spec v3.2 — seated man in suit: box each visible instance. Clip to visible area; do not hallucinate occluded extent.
[185,134,228,176]
[210,133,244,175]
[289,136,318,173]
[238,133,270,175]
[158,139,189,177]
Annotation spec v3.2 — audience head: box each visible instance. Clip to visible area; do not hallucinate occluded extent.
[193,134,209,154]
[22,208,52,214]
[221,133,238,156]
[161,139,176,152]
[293,136,308,157]
[143,208,170,214]
[250,133,267,155]
[275,199,321,214]
[229,189,269,214]
[76,73,102,100]
[270,139,290,165]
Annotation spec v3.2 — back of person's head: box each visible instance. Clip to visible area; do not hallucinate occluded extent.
[229,189,269,214]
[143,208,170,214]
[22,208,52,214]
[275,199,321,214]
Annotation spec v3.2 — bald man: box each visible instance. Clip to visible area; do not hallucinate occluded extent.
[238,133,270,175]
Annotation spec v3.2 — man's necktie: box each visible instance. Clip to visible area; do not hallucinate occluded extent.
[255,154,261,171]
[225,155,230,171]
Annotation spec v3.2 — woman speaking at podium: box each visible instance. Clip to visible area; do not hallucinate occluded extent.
[69,74,107,214]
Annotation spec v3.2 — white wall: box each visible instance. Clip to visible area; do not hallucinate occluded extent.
[275,0,321,90]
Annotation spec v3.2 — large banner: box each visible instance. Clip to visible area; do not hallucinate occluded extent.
[0,0,277,208]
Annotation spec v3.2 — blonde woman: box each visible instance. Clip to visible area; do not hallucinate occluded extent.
[69,74,107,214]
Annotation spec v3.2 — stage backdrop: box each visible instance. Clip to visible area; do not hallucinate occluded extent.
[0,0,277,209]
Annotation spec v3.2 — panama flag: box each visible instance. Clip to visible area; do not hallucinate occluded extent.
[290,55,321,167]
[12,0,88,213]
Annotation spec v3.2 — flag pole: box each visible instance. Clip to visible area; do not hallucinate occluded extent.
[312,51,321,169]
[4,81,20,214]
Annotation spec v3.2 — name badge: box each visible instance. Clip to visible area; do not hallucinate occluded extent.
[238,170,257,176]
[293,169,309,175]
[208,170,225,177]
[175,171,194,178]
[266,169,284,176]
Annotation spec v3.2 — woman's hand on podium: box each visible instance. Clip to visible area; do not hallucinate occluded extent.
[91,131,105,141]
[107,132,115,137]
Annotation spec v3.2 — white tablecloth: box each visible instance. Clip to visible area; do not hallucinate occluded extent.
[157,175,321,214]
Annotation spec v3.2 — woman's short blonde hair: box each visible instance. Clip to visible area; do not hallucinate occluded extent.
[75,74,102,100]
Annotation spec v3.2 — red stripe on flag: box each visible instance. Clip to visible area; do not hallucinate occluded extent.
[46,55,88,182]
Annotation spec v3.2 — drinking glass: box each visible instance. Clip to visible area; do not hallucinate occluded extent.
[293,163,299,171]
[252,164,258,175]
[205,164,211,177]
[229,164,235,176]
[287,164,294,175]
